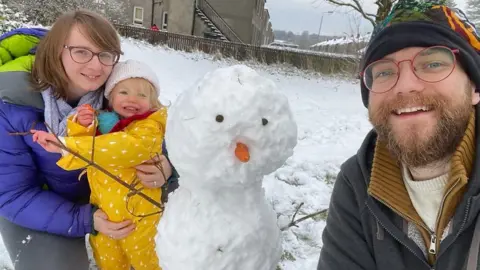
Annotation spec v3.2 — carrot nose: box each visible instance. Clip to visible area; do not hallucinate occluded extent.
[235,142,250,163]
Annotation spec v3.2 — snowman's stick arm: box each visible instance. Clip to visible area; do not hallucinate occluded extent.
[280,204,328,231]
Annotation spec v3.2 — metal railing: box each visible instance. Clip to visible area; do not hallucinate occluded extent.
[196,0,244,44]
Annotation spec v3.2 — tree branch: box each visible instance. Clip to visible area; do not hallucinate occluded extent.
[375,0,384,8]
[280,203,329,231]
[9,122,166,210]
[323,0,377,27]
[291,202,304,224]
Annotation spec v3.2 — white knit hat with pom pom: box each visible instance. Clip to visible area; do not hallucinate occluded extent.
[104,59,160,98]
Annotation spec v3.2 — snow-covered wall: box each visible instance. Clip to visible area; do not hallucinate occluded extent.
[310,34,370,55]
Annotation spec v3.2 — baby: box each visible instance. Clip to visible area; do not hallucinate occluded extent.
[32,60,167,270]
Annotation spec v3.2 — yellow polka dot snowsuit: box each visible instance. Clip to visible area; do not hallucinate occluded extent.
[57,108,167,270]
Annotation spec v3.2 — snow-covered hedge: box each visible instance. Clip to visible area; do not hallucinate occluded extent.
[0,2,29,34]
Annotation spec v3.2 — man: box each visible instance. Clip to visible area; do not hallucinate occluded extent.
[317,0,480,269]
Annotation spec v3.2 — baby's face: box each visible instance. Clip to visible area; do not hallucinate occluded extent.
[110,78,152,118]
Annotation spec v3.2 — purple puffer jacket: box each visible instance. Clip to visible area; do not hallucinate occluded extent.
[0,71,92,237]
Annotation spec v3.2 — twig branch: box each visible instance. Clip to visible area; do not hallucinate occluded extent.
[281,203,328,231]
[291,202,304,225]
[323,0,377,27]
[9,122,164,210]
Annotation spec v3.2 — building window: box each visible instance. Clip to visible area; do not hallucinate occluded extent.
[162,12,168,30]
[133,6,144,25]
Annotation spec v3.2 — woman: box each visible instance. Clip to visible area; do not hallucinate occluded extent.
[0,10,175,270]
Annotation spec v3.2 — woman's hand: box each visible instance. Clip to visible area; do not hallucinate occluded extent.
[31,130,62,153]
[136,155,172,189]
[93,209,135,240]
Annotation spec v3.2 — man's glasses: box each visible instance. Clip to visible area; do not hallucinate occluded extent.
[361,46,459,93]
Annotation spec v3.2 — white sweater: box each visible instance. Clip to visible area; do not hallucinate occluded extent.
[402,164,449,232]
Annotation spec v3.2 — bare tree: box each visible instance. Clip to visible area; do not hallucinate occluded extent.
[316,0,398,27]
[94,0,130,24]
[347,13,362,36]
[5,0,97,25]
[346,13,367,55]
[298,30,310,49]
[5,0,128,26]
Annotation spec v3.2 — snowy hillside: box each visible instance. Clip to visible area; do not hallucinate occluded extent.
[0,37,372,270]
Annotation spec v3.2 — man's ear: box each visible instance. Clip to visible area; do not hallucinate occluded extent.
[471,82,480,105]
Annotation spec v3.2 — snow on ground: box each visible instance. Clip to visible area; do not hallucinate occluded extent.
[0,242,8,270]
[0,37,372,270]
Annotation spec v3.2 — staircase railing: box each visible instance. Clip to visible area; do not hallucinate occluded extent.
[196,0,244,44]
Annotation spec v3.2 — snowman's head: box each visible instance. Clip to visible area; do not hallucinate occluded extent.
[165,65,297,187]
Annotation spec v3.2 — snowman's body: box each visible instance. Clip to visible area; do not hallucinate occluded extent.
[156,65,297,270]
[157,183,282,270]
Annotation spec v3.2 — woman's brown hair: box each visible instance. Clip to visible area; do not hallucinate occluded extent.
[31,9,123,99]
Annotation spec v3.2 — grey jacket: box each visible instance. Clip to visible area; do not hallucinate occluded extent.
[317,106,480,270]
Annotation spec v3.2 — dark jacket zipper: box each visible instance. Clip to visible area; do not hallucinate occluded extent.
[428,179,461,255]
[366,202,431,269]
[367,197,473,270]
[371,178,461,258]
[435,197,472,259]
[431,198,472,270]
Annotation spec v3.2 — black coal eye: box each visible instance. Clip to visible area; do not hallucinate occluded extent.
[216,115,224,123]
[262,118,268,126]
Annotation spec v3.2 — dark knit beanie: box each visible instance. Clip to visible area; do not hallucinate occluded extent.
[360,0,480,108]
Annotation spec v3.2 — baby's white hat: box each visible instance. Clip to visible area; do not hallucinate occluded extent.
[104,59,160,98]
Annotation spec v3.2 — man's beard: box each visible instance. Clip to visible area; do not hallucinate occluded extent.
[369,91,472,168]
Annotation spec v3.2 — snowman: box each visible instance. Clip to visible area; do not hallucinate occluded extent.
[155,64,298,270]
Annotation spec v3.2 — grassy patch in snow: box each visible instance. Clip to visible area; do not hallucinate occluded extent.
[281,250,296,261]
[323,171,337,186]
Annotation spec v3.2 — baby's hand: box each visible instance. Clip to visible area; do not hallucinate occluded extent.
[31,130,62,153]
[77,104,95,127]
